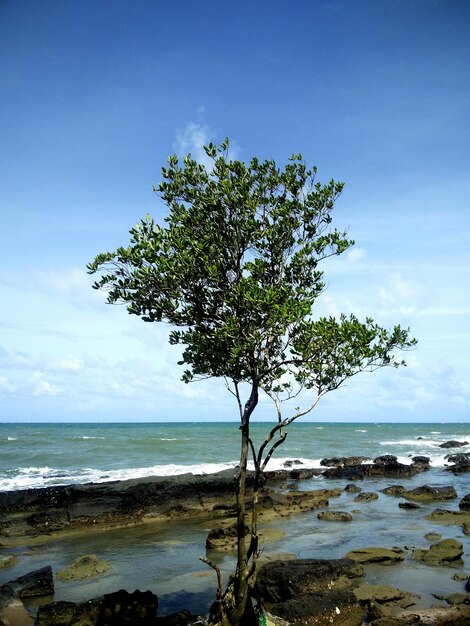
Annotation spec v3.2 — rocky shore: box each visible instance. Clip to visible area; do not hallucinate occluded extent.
[1,452,470,625]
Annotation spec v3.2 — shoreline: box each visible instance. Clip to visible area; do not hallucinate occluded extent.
[1,458,469,624]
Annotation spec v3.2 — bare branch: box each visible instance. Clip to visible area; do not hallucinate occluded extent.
[199,556,223,600]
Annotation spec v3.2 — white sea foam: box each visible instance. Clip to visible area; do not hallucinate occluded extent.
[161,438,178,441]
[0,457,328,491]
[355,429,367,433]
[6,436,17,441]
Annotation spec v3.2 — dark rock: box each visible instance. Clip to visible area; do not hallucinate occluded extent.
[268,590,365,626]
[411,456,430,465]
[424,532,442,542]
[459,494,470,511]
[254,558,364,604]
[323,460,427,480]
[439,440,468,449]
[26,509,70,532]
[317,511,353,522]
[445,453,470,464]
[206,523,248,550]
[402,485,457,501]
[354,492,378,502]
[374,455,398,465]
[283,459,303,467]
[381,486,405,496]
[344,484,362,493]
[466,577,470,592]
[446,458,470,474]
[36,589,158,626]
[320,456,371,467]
[6,565,54,597]
[398,501,421,510]
[462,522,470,535]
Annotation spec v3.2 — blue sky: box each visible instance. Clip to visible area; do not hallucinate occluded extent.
[0,0,469,423]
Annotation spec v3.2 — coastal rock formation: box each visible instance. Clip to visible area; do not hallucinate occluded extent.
[344,484,362,493]
[320,456,371,467]
[36,589,158,626]
[323,458,428,480]
[381,484,457,502]
[439,440,468,448]
[0,472,336,544]
[345,547,407,564]
[5,565,54,598]
[0,555,16,569]
[411,538,463,564]
[426,508,470,526]
[253,558,364,603]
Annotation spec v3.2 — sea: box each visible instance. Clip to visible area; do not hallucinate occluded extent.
[1,421,469,492]
[1,421,469,616]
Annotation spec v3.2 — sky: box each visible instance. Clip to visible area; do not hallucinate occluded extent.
[0,0,469,423]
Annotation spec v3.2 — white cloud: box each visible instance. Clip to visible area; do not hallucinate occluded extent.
[175,122,214,168]
[33,380,60,397]
[346,247,366,262]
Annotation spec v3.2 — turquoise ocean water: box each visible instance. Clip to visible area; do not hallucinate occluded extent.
[1,422,469,615]
[1,421,469,491]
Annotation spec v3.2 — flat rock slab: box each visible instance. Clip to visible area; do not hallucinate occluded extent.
[56,555,111,581]
[411,538,463,564]
[353,583,418,607]
[269,590,365,626]
[317,511,353,522]
[254,558,364,603]
[345,547,407,564]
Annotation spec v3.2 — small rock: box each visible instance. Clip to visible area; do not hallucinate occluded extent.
[459,494,470,511]
[374,455,398,464]
[0,555,16,569]
[444,593,467,605]
[56,555,111,581]
[439,440,468,448]
[317,511,353,522]
[462,522,470,535]
[382,485,405,496]
[344,484,362,493]
[412,456,430,465]
[425,532,442,542]
[399,501,421,510]
[354,491,379,502]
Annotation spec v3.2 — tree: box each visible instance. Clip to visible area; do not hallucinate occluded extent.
[87,140,416,626]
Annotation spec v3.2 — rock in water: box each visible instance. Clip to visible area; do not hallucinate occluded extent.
[56,555,111,581]
[6,565,54,597]
[36,589,158,626]
[254,558,363,604]
[412,538,464,564]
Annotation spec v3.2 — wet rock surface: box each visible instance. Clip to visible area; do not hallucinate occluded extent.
[268,590,364,626]
[254,558,364,603]
[36,589,158,626]
[439,440,468,449]
[56,554,111,581]
[5,565,54,598]
[411,538,464,564]
[345,547,407,564]
[317,511,353,522]
[0,584,34,626]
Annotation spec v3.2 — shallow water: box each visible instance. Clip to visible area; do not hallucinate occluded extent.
[1,422,469,615]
